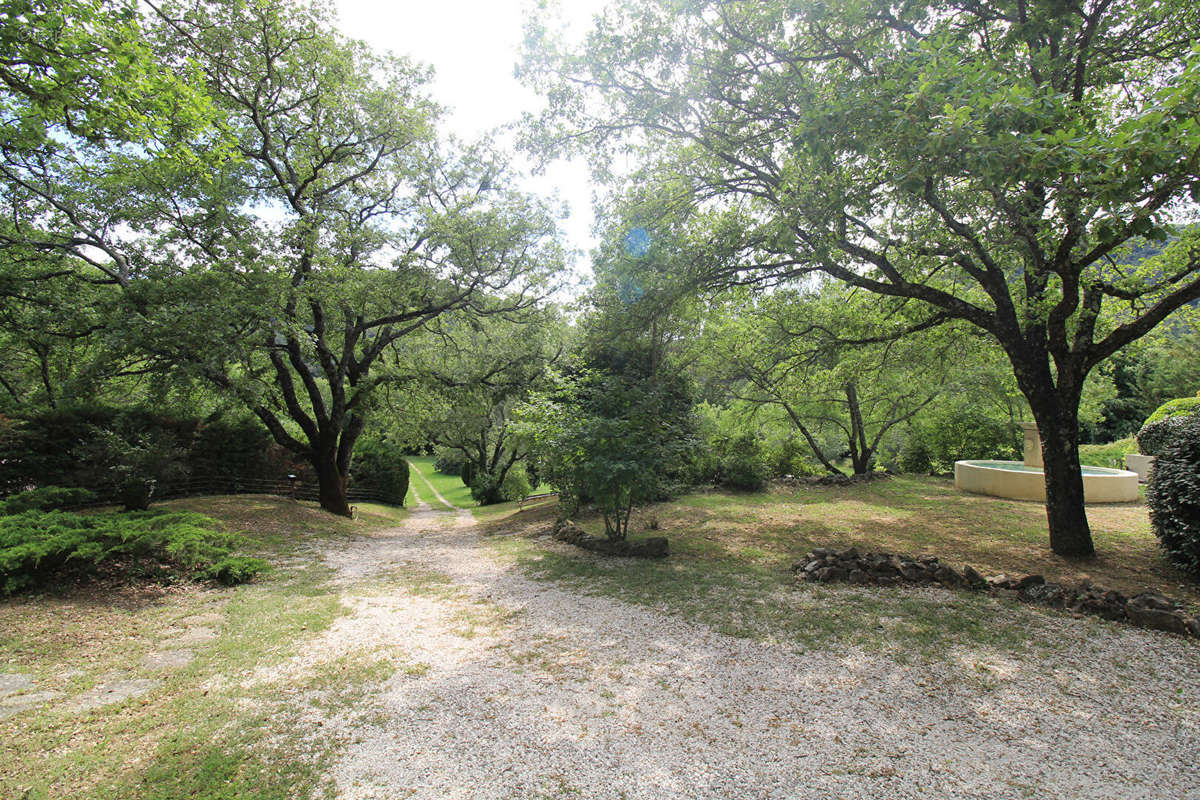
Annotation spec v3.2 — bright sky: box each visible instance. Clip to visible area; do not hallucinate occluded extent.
[333,0,607,269]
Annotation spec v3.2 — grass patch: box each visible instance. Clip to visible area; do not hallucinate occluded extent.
[483,474,1196,660]
[406,457,475,510]
[0,494,417,800]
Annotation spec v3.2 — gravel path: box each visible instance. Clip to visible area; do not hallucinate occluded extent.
[303,504,1200,800]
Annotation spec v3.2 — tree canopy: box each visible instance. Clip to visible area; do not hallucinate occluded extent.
[523,0,1200,555]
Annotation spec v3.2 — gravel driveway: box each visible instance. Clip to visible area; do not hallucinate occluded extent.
[299,503,1200,800]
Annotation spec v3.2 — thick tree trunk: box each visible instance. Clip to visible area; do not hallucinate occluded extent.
[315,459,352,517]
[1028,399,1095,558]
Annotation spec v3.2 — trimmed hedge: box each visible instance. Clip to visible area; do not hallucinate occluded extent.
[348,439,410,506]
[0,510,268,595]
[0,406,304,501]
[1144,396,1200,426]
[1146,414,1200,577]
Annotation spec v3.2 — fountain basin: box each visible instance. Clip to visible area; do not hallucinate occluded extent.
[954,460,1139,503]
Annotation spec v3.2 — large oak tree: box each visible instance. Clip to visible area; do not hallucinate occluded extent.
[524,0,1200,556]
[1,0,564,515]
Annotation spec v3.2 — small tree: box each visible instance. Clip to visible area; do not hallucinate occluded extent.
[520,367,696,540]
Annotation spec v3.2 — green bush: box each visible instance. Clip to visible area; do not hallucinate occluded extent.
[1143,396,1200,426]
[501,464,532,501]
[465,472,504,503]
[0,406,303,501]
[349,439,410,505]
[898,407,1020,475]
[1078,437,1138,469]
[1146,414,1200,576]
[0,510,268,595]
[433,449,465,475]
[76,427,190,511]
[720,433,770,491]
[1,486,97,515]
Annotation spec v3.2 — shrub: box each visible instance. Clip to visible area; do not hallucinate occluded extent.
[349,439,410,505]
[75,428,189,511]
[501,464,532,501]
[1146,414,1200,576]
[720,433,770,491]
[1078,437,1138,469]
[0,407,304,501]
[433,449,465,475]
[0,510,268,594]
[1143,396,1200,426]
[460,460,476,489]
[468,470,504,505]
[1,486,97,515]
[897,407,1020,475]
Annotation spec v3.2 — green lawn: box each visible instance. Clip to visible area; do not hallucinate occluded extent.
[405,456,475,510]
[478,474,1199,659]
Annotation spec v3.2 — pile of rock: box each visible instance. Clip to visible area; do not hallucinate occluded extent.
[775,472,892,488]
[793,547,1200,639]
[552,520,669,558]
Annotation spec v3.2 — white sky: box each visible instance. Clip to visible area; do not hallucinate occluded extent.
[333,0,607,269]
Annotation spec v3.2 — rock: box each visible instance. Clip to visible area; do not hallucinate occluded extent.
[933,565,963,588]
[962,565,988,591]
[899,564,930,582]
[553,520,586,543]
[918,555,939,566]
[817,566,849,583]
[161,627,217,647]
[575,535,669,558]
[848,569,869,584]
[1015,574,1045,590]
[1126,605,1192,636]
[143,650,195,670]
[0,690,59,720]
[66,679,158,712]
[1129,592,1175,612]
[0,673,33,697]
[1021,582,1060,604]
[1187,618,1200,638]
[804,560,823,574]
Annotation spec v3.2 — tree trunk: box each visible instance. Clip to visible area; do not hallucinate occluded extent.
[845,383,873,475]
[1029,399,1095,558]
[315,459,352,517]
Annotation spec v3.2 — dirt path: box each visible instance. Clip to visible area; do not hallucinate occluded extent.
[407,460,462,510]
[305,507,1199,800]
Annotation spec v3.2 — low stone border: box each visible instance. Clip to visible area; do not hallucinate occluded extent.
[552,520,669,558]
[793,547,1200,639]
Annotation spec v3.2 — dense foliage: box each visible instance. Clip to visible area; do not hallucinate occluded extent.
[1146,415,1200,576]
[520,360,698,539]
[0,407,302,503]
[1137,398,1200,457]
[0,487,97,515]
[0,509,267,594]
[347,439,411,506]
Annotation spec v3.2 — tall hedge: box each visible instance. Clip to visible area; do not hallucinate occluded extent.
[0,406,303,500]
[349,439,410,506]
[1146,414,1200,576]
